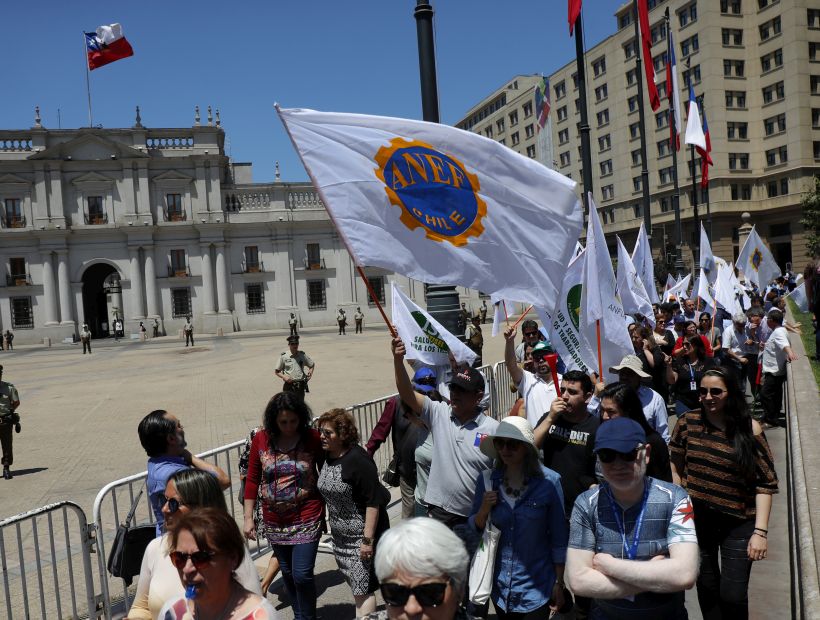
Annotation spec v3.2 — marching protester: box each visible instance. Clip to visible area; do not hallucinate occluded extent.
[127,470,261,620]
[722,313,756,393]
[504,326,560,430]
[672,320,713,358]
[469,417,568,618]
[698,313,723,364]
[671,368,778,619]
[137,410,230,535]
[759,309,797,428]
[567,418,699,618]
[317,408,391,618]
[606,355,669,443]
[243,392,324,620]
[158,508,277,619]
[666,335,716,416]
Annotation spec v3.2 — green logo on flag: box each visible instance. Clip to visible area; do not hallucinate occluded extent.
[411,311,450,352]
[567,284,582,331]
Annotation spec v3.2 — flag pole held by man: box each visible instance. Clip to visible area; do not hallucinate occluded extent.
[276,106,584,312]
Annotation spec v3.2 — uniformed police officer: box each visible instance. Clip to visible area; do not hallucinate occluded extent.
[0,365,21,480]
[288,313,299,337]
[275,336,315,400]
[354,306,364,334]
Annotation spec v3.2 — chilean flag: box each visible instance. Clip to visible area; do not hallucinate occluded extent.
[684,81,706,151]
[637,0,660,111]
[698,106,713,188]
[666,29,682,151]
[569,0,582,35]
[85,24,134,70]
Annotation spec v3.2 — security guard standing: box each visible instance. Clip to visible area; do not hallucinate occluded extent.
[275,336,315,400]
[0,365,21,480]
[354,306,364,334]
[465,313,484,368]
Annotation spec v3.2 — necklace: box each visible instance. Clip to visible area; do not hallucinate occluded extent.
[503,476,528,498]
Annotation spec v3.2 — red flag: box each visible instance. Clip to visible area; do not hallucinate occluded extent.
[569,0,582,35]
[85,24,134,71]
[699,106,712,188]
[637,0,660,111]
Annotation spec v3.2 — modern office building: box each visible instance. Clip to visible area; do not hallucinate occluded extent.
[456,0,820,277]
[0,108,483,344]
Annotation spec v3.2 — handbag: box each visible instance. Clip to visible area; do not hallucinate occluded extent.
[107,489,156,586]
[381,453,401,487]
[467,470,501,605]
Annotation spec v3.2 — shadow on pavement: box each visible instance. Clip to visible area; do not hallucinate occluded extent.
[7,467,48,477]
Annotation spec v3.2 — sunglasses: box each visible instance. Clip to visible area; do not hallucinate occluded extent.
[381,581,449,608]
[698,387,726,397]
[523,331,539,338]
[597,447,641,464]
[493,438,523,450]
[160,495,183,514]
[169,550,215,570]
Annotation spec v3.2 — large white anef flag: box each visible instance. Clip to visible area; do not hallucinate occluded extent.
[391,283,476,367]
[277,107,584,309]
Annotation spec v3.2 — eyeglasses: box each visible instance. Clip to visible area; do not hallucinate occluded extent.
[160,495,182,514]
[381,580,450,608]
[597,447,641,464]
[318,428,334,438]
[698,387,726,397]
[169,550,215,570]
[493,438,523,450]
[523,331,539,338]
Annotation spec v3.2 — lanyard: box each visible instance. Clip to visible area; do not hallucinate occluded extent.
[688,363,695,383]
[605,481,650,560]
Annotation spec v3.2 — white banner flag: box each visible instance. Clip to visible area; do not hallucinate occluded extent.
[664,274,692,302]
[616,236,655,324]
[391,283,476,367]
[632,222,659,304]
[696,267,716,314]
[786,282,809,312]
[278,106,584,309]
[737,224,780,288]
[699,223,717,284]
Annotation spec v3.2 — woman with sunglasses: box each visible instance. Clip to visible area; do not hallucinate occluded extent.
[317,408,390,618]
[598,382,672,483]
[666,334,715,416]
[159,508,278,619]
[672,320,714,359]
[698,313,723,364]
[243,392,324,620]
[469,416,568,619]
[363,517,472,620]
[127,470,261,620]
[670,368,778,619]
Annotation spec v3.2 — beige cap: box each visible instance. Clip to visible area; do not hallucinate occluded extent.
[608,354,651,379]
[480,416,539,460]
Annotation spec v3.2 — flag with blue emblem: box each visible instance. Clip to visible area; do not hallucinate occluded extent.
[277,106,584,310]
[736,224,780,288]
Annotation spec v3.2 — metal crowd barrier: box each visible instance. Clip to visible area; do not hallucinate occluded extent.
[0,501,97,620]
[492,361,516,419]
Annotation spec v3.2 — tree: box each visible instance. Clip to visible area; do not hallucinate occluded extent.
[801,175,820,258]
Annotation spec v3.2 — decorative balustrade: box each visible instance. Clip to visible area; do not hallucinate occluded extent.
[168,265,192,278]
[0,137,33,152]
[241,261,265,274]
[221,185,325,213]
[287,190,324,209]
[146,136,194,149]
[2,215,26,229]
[84,212,109,225]
[164,209,187,222]
[6,274,33,286]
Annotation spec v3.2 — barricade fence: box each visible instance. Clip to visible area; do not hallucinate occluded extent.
[3,361,511,619]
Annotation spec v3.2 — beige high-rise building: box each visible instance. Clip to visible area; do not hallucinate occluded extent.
[457,0,820,281]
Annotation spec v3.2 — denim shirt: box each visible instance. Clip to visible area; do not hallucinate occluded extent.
[468,464,568,613]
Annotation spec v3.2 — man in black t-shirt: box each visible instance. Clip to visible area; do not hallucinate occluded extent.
[534,370,599,515]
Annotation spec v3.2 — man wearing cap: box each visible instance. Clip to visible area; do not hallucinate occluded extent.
[275,336,315,400]
[365,367,438,519]
[288,312,298,337]
[505,326,560,429]
[391,335,498,531]
[0,365,21,480]
[354,306,364,334]
[604,355,669,443]
[533,370,599,517]
[566,418,699,619]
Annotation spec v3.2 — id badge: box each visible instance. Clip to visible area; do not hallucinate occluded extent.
[690,381,697,391]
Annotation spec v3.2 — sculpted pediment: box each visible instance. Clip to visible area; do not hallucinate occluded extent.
[29,132,149,161]
[71,171,116,187]
[0,173,32,188]
[152,170,194,183]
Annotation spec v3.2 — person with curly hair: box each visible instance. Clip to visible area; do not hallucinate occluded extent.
[243,392,324,620]
[316,408,390,617]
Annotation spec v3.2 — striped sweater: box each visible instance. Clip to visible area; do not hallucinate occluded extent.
[670,409,778,519]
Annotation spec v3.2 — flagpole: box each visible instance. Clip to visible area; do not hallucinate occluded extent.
[355,265,396,337]
[502,300,510,325]
[82,33,93,127]
[595,319,603,377]
[509,305,534,331]
[572,10,594,214]
[632,0,652,245]
[666,9,684,280]
[701,95,712,241]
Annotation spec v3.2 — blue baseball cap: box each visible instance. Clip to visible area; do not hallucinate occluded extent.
[412,367,437,394]
[594,418,646,453]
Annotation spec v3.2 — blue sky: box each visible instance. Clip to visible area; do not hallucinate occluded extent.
[2,1,616,182]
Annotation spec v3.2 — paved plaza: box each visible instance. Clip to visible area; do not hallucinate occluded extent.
[0,324,793,619]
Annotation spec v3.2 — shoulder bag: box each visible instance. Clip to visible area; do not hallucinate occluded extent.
[467,470,501,605]
[107,489,156,586]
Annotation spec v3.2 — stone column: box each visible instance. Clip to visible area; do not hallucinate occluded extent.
[40,251,59,325]
[200,243,216,314]
[214,242,230,313]
[129,247,146,319]
[56,249,74,324]
[144,249,160,317]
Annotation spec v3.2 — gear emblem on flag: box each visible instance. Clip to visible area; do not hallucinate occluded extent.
[374,137,486,247]
[751,248,763,271]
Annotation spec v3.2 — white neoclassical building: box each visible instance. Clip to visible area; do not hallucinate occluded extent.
[0,108,484,344]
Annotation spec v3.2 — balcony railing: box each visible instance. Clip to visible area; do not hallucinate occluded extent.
[164,209,187,222]
[2,215,25,229]
[168,265,192,278]
[304,258,326,270]
[84,212,108,225]
[243,261,264,273]
[6,274,32,286]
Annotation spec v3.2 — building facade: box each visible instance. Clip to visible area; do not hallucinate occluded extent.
[456,0,820,278]
[0,109,484,344]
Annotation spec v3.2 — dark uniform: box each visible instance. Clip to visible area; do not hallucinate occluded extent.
[0,366,21,479]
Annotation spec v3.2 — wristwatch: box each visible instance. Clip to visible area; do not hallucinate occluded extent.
[362,536,374,545]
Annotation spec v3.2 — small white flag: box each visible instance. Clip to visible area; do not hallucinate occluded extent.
[786,282,809,313]
[632,222,659,304]
[616,236,654,324]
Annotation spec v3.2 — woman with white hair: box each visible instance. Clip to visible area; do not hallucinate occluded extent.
[362,517,472,620]
[469,416,568,619]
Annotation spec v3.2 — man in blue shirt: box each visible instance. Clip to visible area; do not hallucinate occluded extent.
[566,418,699,619]
[137,410,230,535]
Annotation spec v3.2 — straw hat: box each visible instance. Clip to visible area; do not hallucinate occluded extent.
[480,416,539,460]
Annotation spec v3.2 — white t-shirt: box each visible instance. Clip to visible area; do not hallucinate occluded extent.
[762,326,790,375]
[517,370,560,429]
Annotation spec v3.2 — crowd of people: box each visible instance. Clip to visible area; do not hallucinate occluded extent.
[114,266,814,620]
